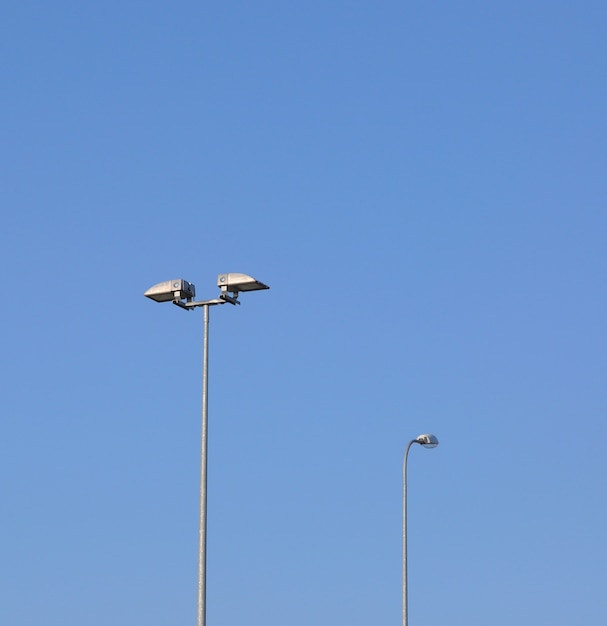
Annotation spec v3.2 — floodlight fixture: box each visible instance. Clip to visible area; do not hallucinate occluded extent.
[144,273,269,309]
[144,279,196,303]
[217,272,270,294]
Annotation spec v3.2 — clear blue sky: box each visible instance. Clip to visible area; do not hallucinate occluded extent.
[1,2,606,625]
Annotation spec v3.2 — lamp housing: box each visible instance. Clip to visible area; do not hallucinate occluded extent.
[144,279,196,303]
[416,433,439,449]
[217,273,269,294]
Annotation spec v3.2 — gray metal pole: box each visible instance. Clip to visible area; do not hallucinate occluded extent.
[197,304,210,626]
[402,439,415,626]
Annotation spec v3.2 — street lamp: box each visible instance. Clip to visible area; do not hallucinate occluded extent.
[402,433,439,626]
[144,273,269,626]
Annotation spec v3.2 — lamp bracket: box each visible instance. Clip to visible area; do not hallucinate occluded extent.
[172,297,229,311]
[219,293,240,305]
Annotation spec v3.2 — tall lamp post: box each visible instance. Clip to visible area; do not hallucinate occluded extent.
[144,273,269,626]
[402,433,439,626]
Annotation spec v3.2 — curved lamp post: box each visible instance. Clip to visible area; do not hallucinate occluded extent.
[403,433,439,626]
[144,273,269,626]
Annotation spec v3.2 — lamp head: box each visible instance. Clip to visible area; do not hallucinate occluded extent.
[416,433,439,449]
[144,279,196,303]
[217,273,270,295]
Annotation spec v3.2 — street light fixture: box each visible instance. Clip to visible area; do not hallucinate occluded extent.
[402,433,439,626]
[144,273,269,626]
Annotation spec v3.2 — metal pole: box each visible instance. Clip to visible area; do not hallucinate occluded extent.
[402,439,415,626]
[197,304,210,626]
